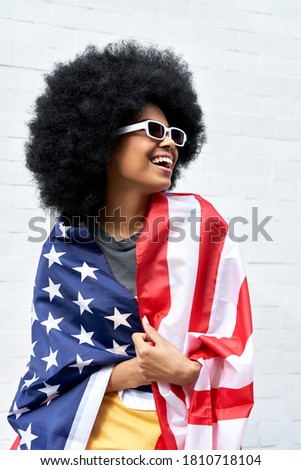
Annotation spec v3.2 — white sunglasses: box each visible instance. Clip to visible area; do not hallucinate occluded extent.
[117,119,187,147]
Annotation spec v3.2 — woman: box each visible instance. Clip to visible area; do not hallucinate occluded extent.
[8,40,254,450]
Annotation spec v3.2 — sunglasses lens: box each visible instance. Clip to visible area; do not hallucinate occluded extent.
[171,129,185,146]
[148,121,165,139]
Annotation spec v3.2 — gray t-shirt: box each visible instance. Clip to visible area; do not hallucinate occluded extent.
[89,222,139,297]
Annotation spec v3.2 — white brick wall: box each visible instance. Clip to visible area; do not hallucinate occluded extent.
[0,0,300,450]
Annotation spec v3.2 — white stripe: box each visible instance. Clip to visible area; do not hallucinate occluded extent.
[157,194,201,449]
[158,382,188,449]
[213,418,248,449]
[185,424,212,449]
[158,194,201,349]
[185,418,248,450]
[207,234,246,337]
[64,365,113,450]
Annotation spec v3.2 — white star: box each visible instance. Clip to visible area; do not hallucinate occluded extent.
[58,222,71,239]
[43,245,66,268]
[72,325,94,345]
[41,312,63,334]
[31,304,38,324]
[41,347,58,371]
[73,262,98,282]
[105,307,132,330]
[21,372,39,390]
[69,354,93,374]
[42,278,63,302]
[73,292,94,315]
[31,340,37,357]
[8,403,30,420]
[38,382,60,405]
[106,340,130,356]
[19,423,38,450]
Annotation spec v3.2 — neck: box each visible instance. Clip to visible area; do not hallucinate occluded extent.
[97,188,151,240]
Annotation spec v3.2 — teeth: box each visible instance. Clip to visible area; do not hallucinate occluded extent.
[151,156,173,166]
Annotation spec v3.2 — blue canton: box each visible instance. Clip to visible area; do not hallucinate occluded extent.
[8,215,144,449]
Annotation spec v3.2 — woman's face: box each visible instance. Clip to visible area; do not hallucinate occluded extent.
[106,102,179,197]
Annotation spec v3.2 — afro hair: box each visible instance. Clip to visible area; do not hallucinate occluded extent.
[25,40,206,217]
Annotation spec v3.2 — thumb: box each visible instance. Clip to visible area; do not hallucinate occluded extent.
[132,331,147,346]
[142,317,163,346]
[132,332,148,353]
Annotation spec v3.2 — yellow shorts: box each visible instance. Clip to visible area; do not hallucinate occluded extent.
[86,391,161,450]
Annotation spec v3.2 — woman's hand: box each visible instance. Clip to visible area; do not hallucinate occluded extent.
[132,317,202,386]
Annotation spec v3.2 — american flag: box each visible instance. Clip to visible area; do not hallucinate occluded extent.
[8,192,253,450]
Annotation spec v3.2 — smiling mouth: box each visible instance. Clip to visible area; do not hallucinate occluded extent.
[150,156,173,169]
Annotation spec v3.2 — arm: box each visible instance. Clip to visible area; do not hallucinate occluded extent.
[105,357,150,393]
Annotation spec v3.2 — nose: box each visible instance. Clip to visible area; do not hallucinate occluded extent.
[159,131,176,150]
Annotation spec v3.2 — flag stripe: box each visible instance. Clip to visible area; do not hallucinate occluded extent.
[136,192,171,330]
[10,436,20,450]
[212,418,249,450]
[64,366,113,450]
[189,383,254,425]
[152,384,178,450]
[207,234,246,337]
[188,194,228,334]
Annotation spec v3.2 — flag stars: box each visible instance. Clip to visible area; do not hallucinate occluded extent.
[41,312,64,334]
[38,382,60,405]
[31,304,38,325]
[69,354,93,374]
[73,292,94,315]
[21,372,39,390]
[106,340,130,356]
[72,325,95,346]
[19,423,38,450]
[41,347,59,371]
[73,262,98,282]
[43,245,66,268]
[105,307,132,330]
[42,278,63,302]
[31,341,37,358]
[8,403,30,420]
[58,222,71,239]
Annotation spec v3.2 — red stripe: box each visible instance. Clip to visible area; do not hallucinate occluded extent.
[188,195,228,334]
[213,383,254,421]
[189,383,254,425]
[188,390,213,426]
[10,436,20,450]
[231,278,253,349]
[136,192,171,330]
